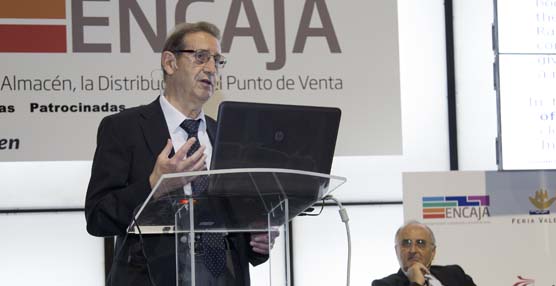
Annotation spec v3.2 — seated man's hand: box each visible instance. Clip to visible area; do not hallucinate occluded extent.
[405,262,429,285]
[250,231,279,254]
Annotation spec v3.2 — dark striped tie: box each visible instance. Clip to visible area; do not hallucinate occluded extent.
[180,119,226,277]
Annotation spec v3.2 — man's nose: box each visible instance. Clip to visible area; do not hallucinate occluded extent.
[408,243,419,252]
[203,57,218,74]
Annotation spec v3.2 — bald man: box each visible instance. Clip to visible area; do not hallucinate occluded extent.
[372,221,476,286]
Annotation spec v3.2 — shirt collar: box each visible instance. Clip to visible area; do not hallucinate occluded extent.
[159,94,206,134]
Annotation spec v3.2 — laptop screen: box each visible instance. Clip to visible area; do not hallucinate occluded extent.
[210,101,341,174]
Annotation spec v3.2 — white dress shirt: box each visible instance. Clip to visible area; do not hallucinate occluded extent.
[159,94,213,193]
[426,274,444,286]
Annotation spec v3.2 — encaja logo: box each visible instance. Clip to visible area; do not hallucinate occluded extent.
[422,195,490,222]
[0,0,341,70]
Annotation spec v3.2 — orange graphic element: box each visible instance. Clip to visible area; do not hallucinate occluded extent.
[0,0,65,19]
[423,214,445,219]
[0,25,66,52]
[423,208,445,219]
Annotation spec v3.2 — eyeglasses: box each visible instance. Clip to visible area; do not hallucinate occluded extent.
[397,239,433,250]
[173,49,227,70]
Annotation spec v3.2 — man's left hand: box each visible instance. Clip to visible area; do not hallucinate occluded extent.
[250,232,279,254]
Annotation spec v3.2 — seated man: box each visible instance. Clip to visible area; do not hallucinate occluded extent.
[372,221,476,286]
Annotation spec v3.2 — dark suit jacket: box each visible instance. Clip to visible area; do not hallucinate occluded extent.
[372,265,476,286]
[85,98,267,286]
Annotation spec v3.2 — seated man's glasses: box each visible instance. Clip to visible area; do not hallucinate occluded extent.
[173,49,227,70]
[397,239,432,250]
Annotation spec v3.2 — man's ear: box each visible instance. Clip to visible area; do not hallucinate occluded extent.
[161,51,178,75]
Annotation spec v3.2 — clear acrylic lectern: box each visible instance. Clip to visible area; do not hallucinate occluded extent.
[127,168,346,286]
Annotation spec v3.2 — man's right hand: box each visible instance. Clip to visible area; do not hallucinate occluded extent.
[405,262,429,286]
[149,138,207,189]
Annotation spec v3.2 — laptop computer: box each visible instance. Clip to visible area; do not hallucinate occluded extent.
[204,101,342,229]
[210,101,341,173]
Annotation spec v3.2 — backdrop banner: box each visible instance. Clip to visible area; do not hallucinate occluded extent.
[403,170,556,286]
[0,0,401,161]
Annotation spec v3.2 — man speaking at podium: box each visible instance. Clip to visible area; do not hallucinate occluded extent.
[85,21,271,286]
[372,221,476,286]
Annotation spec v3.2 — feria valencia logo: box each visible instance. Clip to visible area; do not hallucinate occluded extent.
[0,0,341,70]
[528,188,556,215]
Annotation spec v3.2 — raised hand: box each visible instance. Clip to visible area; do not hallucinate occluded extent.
[149,138,206,189]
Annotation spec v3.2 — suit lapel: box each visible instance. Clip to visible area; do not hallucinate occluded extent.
[396,269,410,285]
[139,97,217,158]
[139,97,170,158]
[430,266,451,286]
